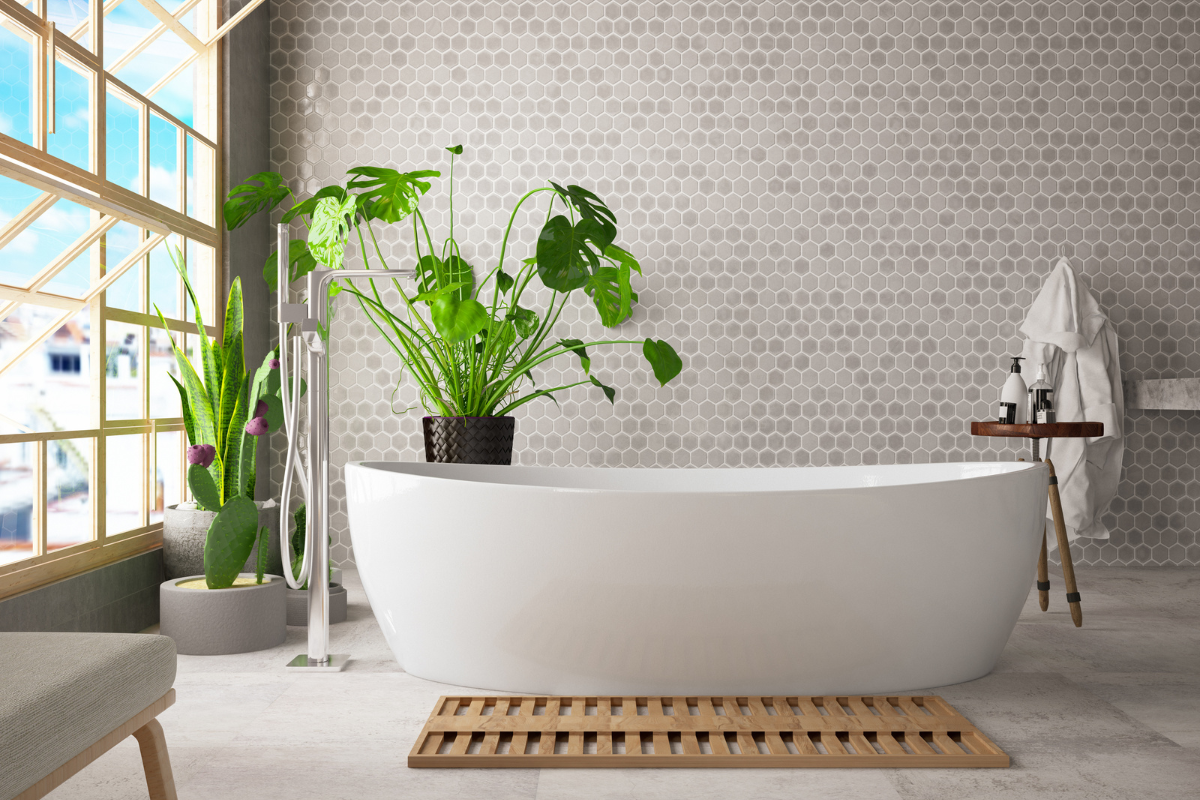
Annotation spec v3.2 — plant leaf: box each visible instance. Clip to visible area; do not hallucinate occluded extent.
[154,306,215,447]
[281,185,349,225]
[187,464,221,511]
[203,495,259,589]
[604,243,643,275]
[222,380,249,502]
[346,167,439,224]
[263,239,318,291]
[643,338,683,386]
[309,195,357,269]
[430,295,490,345]
[495,270,514,293]
[217,330,244,457]
[550,182,618,243]
[411,281,471,304]
[589,375,616,404]
[584,264,633,327]
[222,277,243,357]
[166,372,196,446]
[557,338,591,374]
[536,216,612,292]
[164,245,221,412]
[443,255,475,301]
[446,144,463,155]
[224,171,291,230]
[508,306,538,338]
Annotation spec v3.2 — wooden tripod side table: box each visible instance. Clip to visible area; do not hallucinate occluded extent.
[970,421,1104,628]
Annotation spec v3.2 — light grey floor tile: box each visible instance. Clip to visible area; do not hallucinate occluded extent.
[1072,672,1200,748]
[534,768,903,800]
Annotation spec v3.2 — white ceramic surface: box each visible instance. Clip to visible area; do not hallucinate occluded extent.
[345,461,1049,695]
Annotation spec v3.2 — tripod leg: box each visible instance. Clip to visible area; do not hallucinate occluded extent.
[1037,526,1050,612]
[1046,459,1082,627]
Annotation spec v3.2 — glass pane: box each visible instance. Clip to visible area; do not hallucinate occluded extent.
[153,61,193,128]
[0,305,93,433]
[187,136,213,224]
[47,56,93,172]
[47,436,92,551]
[105,432,143,533]
[0,195,91,294]
[48,0,92,52]
[102,222,144,312]
[148,112,179,210]
[105,320,142,420]
[0,18,34,146]
[149,234,182,318]
[185,239,215,324]
[104,0,160,72]
[0,441,35,566]
[152,429,181,524]
[106,89,141,194]
[148,325,180,418]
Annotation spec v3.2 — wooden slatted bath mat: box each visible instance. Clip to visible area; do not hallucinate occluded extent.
[409,695,1009,768]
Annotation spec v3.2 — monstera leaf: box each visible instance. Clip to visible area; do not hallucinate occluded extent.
[308,195,357,269]
[643,339,683,386]
[551,182,618,243]
[263,239,318,291]
[585,264,634,327]
[223,172,291,230]
[431,295,489,345]
[536,216,613,292]
[281,185,350,225]
[346,167,439,224]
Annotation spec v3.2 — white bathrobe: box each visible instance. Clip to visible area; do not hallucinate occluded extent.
[1020,258,1124,543]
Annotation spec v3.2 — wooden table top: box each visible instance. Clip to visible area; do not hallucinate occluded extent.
[970,421,1104,439]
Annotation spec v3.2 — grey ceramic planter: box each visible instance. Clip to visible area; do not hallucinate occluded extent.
[286,583,347,626]
[160,573,286,655]
[162,500,281,580]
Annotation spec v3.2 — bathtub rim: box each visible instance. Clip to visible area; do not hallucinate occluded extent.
[346,459,1048,497]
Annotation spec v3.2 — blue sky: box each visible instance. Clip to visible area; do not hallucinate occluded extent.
[1,0,200,307]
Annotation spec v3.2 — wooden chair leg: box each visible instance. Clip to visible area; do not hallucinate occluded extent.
[1037,526,1050,612]
[132,718,178,800]
[1045,459,1082,627]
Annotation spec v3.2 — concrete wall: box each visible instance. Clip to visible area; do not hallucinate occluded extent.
[0,551,162,632]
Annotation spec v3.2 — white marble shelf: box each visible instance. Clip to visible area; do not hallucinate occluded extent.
[1125,378,1200,411]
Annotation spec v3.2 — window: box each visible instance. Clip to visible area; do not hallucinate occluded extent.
[0,0,262,598]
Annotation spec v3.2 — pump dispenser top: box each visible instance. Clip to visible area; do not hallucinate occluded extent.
[998,356,1028,424]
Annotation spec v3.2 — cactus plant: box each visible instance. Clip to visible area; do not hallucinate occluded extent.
[157,246,283,589]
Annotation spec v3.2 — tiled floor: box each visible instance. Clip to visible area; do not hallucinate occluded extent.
[47,567,1200,799]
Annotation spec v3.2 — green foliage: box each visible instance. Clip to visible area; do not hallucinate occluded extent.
[156,245,284,588]
[222,144,683,419]
[203,496,259,589]
[263,239,318,291]
[346,167,438,224]
[224,172,292,230]
[643,339,684,386]
[187,464,221,512]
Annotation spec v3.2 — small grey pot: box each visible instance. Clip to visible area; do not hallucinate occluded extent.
[286,583,348,626]
[162,500,281,580]
[160,573,286,655]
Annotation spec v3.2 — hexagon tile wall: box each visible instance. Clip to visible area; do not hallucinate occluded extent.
[267,1,1200,569]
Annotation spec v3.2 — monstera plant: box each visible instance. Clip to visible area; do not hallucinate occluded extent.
[156,247,283,589]
[224,144,682,463]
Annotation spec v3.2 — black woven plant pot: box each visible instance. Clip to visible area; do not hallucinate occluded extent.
[423,416,515,465]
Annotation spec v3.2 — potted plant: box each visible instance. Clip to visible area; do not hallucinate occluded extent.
[223,144,683,464]
[157,249,288,655]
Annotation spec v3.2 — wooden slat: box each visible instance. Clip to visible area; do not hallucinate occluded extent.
[409,695,1010,768]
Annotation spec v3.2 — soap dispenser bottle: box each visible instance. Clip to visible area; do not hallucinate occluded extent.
[998,356,1027,424]
[1028,365,1055,424]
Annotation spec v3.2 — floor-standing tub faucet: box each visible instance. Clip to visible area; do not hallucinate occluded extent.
[274,222,415,671]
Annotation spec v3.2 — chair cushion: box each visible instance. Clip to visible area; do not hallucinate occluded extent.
[0,632,176,800]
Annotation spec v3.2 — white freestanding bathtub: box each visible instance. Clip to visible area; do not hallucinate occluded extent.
[345,461,1048,695]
